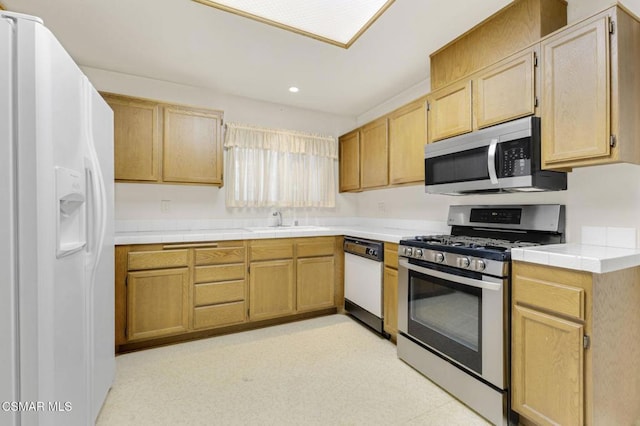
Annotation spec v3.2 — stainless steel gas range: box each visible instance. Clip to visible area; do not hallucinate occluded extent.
[397,204,565,425]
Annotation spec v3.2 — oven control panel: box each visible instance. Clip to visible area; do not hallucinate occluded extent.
[399,245,507,277]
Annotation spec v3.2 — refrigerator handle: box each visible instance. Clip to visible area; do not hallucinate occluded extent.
[84,82,107,273]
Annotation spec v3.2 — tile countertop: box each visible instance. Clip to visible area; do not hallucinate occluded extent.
[114,225,443,246]
[511,243,640,274]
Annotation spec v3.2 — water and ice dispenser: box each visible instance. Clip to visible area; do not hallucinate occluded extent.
[55,166,86,258]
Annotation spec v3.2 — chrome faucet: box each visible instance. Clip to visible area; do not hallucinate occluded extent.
[272,210,282,227]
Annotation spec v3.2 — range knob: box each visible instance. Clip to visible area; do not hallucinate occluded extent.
[404,247,413,256]
[475,260,486,272]
[459,257,471,268]
[415,249,424,258]
[434,252,445,263]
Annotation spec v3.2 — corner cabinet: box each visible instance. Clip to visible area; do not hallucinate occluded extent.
[339,130,360,192]
[511,261,640,426]
[541,6,640,168]
[102,93,224,185]
[339,97,427,193]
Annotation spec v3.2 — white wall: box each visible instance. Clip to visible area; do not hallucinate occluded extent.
[351,0,640,244]
[90,0,640,239]
[83,67,358,223]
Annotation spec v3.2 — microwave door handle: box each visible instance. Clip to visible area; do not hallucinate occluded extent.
[487,138,499,184]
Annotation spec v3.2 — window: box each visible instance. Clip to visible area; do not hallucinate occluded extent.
[224,123,337,208]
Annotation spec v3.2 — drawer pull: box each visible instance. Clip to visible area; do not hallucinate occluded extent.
[163,242,219,249]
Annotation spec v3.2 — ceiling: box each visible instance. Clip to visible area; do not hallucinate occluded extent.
[3,0,513,117]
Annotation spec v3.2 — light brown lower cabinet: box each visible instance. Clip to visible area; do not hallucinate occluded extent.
[512,261,640,426]
[126,268,190,341]
[116,237,339,352]
[248,238,336,320]
[383,243,399,341]
[297,256,335,312]
[249,259,296,321]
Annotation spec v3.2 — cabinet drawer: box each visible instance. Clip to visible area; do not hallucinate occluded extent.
[193,302,246,329]
[297,238,334,258]
[250,240,294,261]
[514,278,585,320]
[195,246,245,266]
[128,250,189,270]
[195,264,245,284]
[384,244,398,269]
[195,280,245,306]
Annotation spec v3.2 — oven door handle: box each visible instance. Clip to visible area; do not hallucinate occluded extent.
[487,138,499,184]
[399,258,502,291]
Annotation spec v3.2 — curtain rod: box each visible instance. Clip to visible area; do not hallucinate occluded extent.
[224,122,335,141]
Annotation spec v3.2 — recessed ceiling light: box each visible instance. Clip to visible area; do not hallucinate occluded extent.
[192,0,395,48]
[289,87,299,93]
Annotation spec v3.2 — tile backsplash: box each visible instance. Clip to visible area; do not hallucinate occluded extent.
[582,226,637,249]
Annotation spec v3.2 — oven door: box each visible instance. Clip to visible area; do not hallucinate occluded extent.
[398,258,506,389]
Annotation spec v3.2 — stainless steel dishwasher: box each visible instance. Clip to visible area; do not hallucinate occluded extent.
[343,237,385,336]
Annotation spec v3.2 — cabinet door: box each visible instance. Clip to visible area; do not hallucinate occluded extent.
[428,80,472,142]
[249,259,295,321]
[388,98,427,185]
[126,268,190,341]
[339,130,360,192]
[360,118,389,189]
[541,17,611,167]
[163,106,223,184]
[475,49,536,129]
[383,266,398,339]
[104,94,160,182]
[297,256,335,312]
[512,305,584,426]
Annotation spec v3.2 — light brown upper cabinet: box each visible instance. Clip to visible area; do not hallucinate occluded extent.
[541,6,640,169]
[474,47,537,129]
[428,46,538,144]
[429,0,567,90]
[338,130,360,192]
[427,80,472,143]
[360,117,389,189]
[106,95,160,182]
[163,106,223,184]
[388,98,427,185]
[102,93,224,185]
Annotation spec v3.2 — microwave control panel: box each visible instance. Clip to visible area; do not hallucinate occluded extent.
[498,139,531,177]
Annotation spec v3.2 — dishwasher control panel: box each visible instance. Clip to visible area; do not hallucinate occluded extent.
[343,237,384,262]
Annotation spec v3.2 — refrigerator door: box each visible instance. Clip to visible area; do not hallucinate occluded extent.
[85,81,115,423]
[0,13,18,426]
[16,19,91,425]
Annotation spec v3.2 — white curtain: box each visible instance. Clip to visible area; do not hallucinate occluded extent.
[224,123,337,208]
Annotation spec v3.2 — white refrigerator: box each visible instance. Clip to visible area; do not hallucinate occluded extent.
[0,11,115,426]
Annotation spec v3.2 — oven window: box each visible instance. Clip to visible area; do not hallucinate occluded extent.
[408,269,482,374]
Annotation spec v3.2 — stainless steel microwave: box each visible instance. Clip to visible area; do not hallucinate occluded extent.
[424,116,567,195]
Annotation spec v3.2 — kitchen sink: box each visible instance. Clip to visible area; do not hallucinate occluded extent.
[244,225,328,233]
